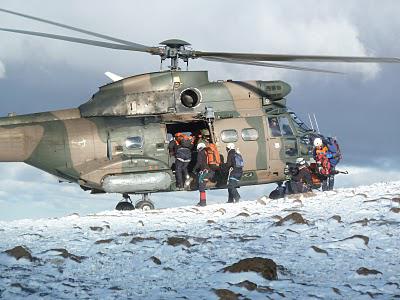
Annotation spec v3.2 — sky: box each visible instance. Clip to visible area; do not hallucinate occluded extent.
[0,0,399,220]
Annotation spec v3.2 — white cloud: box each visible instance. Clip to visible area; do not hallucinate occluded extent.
[0,61,5,78]
[0,0,395,82]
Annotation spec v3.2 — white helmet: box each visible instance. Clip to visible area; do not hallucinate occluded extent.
[226,143,235,150]
[197,142,206,150]
[296,157,306,165]
[313,138,323,147]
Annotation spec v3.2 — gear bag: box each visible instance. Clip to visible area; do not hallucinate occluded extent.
[234,152,244,169]
[326,137,342,165]
[205,143,221,167]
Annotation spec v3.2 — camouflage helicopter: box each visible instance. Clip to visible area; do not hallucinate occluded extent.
[0,8,399,210]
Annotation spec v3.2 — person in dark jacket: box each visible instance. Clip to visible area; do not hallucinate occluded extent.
[224,143,243,203]
[290,157,312,194]
[175,135,193,190]
[193,142,213,206]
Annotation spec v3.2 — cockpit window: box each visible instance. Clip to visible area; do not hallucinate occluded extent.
[125,136,143,149]
[268,117,282,137]
[268,116,293,137]
[289,112,312,132]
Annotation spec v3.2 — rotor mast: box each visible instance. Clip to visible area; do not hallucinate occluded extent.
[159,39,192,70]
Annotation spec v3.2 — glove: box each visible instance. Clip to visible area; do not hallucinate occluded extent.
[318,167,323,173]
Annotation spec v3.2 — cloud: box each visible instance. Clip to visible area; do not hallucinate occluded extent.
[0,0,394,81]
[0,61,5,78]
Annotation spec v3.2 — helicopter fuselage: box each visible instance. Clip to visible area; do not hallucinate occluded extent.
[0,70,316,194]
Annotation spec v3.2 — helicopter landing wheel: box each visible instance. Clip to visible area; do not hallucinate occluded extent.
[115,193,135,211]
[135,193,155,210]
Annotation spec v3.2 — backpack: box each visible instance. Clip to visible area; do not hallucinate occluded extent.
[326,137,342,165]
[206,143,221,166]
[234,152,244,168]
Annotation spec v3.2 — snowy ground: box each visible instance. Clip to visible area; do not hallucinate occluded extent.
[0,181,399,299]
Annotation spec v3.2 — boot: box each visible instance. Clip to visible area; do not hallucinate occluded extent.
[197,191,206,207]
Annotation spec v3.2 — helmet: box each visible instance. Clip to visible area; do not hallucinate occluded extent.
[296,157,306,165]
[313,138,323,147]
[226,143,235,150]
[197,142,206,150]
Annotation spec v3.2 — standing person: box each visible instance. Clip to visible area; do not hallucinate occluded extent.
[313,137,331,191]
[224,143,243,203]
[193,142,213,207]
[175,134,193,190]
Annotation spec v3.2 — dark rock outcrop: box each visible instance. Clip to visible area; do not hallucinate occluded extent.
[223,257,278,280]
[5,246,33,261]
[276,212,307,226]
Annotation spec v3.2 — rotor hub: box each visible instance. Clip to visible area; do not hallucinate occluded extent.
[159,39,193,70]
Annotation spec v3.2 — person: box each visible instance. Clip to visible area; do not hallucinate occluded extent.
[290,157,313,193]
[193,142,213,206]
[268,117,281,137]
[175,133,193,190]
[313,137,331,191]
[223,143,243,203]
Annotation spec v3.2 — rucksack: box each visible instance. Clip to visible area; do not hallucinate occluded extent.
[205,143,221,166]
[326,137,342,164]
[234,152,244,168]
[180,135,193,149]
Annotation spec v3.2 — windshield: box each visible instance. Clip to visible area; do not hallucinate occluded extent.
[289,112,312,133]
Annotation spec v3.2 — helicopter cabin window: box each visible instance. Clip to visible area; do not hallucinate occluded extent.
[221,129,238,143]
[125,136,143,149]
[283,138,298,157]
[241,128,259,141]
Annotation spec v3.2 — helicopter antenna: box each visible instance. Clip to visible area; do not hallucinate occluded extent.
[308,113,315,131]
[313,113,321,133]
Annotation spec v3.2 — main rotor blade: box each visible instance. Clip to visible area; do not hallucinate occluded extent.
[0,28,152,52]
[0,8,150,51]
[202,57,343,74]
[194,51,400,63]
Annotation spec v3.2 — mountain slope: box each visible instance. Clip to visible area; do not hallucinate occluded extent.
[1,181,399,299]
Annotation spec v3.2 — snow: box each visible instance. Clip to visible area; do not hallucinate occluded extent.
[0,181,399,299]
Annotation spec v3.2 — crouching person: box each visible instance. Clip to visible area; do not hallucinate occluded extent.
[224,143,244,203]
[290,157,312,194]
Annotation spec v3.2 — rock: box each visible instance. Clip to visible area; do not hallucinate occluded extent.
[392,197,400,203]
[10,283,36,294]
[95,239,114,244]
[213,289,241,300]
[130,237,157,244]
[5,246,33,261]
[167,237,191,247]
[390,207,400,213]
[45,248,86,263]
[207,220,216,224]
[341,235,369,246]
[330,215,342,223]
[332,287,342,295]
[223,257,278,280]
[150,256,161,265]
[90,226,104,232]
[234,280,257,291]
[235,212,250,218]
[276,212,307,226]
[311,246,328,255]
[356,267,382,276]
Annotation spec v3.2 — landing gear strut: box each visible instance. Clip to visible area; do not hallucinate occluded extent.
[135,193,155,210]
[115,193,155,211]
[115,193,135,211]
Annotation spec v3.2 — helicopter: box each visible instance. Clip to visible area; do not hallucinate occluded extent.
[0,8,399,210]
